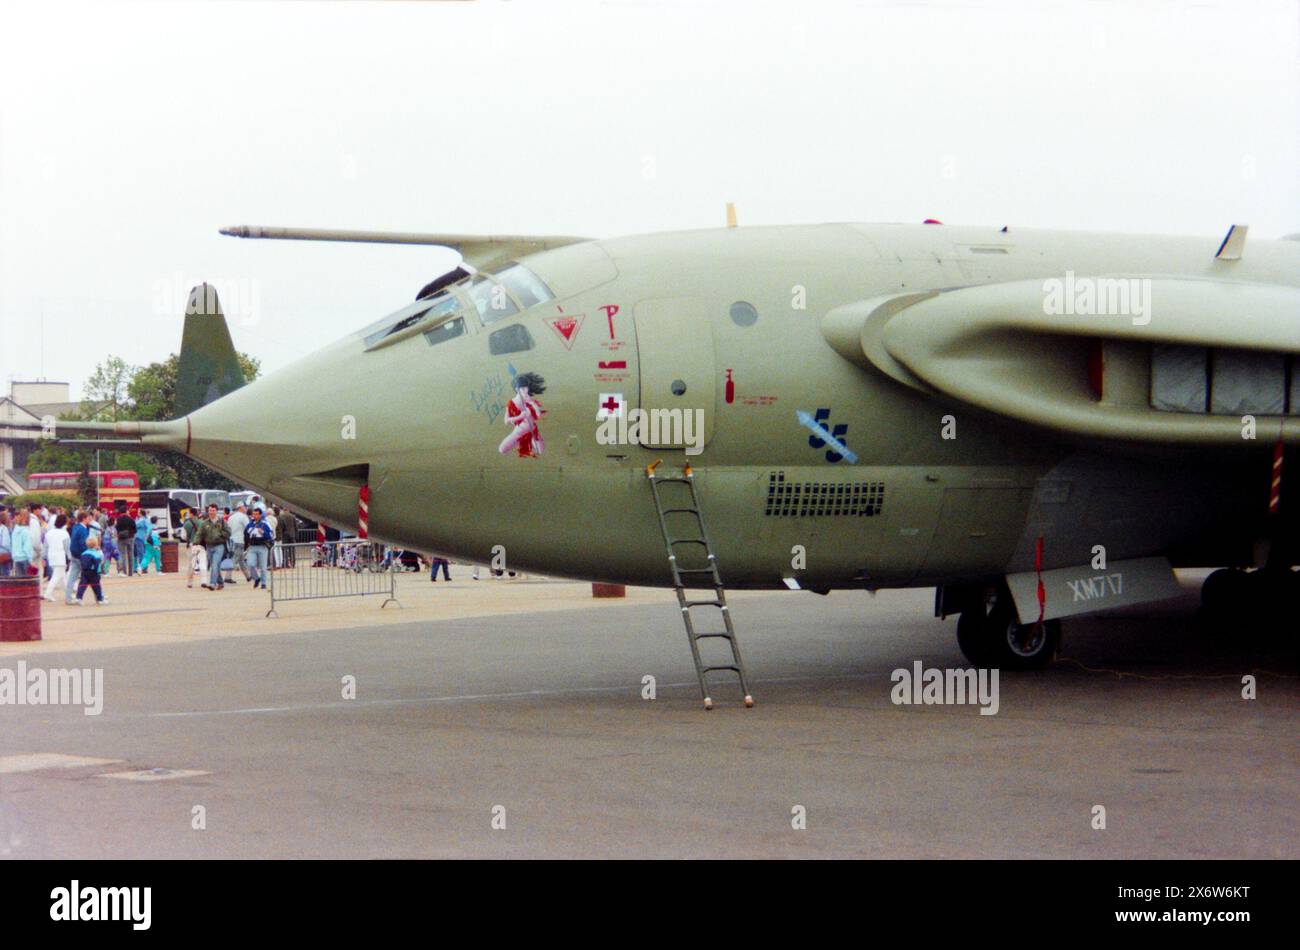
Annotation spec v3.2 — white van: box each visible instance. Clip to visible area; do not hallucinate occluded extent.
[231,490,265,511]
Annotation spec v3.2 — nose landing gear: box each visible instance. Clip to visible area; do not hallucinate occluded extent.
[956,583,1060,670]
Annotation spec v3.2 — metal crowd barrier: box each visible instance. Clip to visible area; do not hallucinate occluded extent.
[266,540,401,618]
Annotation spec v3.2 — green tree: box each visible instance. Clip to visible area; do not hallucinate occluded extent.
[127,356,177,422]
[83,356,136,421]
[24,439,88,478]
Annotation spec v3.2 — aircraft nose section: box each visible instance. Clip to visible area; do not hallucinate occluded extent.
[182,337,371,525]
[185,369,311,480]
[183,386,283,489]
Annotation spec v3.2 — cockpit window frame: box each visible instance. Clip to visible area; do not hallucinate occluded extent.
[466,263,556,326]
[362,285,470,351]
[358,263,552,353]
[467,275,521,325]
[491,262,555,311]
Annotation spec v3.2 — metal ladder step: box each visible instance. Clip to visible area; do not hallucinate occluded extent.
[647,459,754,711]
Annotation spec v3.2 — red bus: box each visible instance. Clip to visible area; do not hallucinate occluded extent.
[27,470,140,510]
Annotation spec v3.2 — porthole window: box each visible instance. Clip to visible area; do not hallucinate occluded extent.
[730,300,758,327]
[671,379,687,396]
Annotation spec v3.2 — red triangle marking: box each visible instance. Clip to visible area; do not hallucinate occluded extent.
[545,314,584,349]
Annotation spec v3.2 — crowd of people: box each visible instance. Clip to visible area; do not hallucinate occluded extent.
[0,497,508,603]
[0,501,166,604]
[0,498,306,604]
[180,505,491,587]
[178,501,298,591]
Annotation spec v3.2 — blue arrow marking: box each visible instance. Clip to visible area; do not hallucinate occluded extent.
[796,410,858,464]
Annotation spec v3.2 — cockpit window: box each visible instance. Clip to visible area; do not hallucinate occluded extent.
[359,262,551,347]
[423,317,466,347]
[363,292,461,348]
[493,263,554,310]
[468,276,520,325]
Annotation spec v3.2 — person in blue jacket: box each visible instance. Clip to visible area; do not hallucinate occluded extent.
[74,534,108,605]
[140,519,163,574]
[0,511,12,577]
[134,510,151,573]
[65,510,91,605]
[11,510,34,576]
[243,506,276,589]
[101,530,121,575]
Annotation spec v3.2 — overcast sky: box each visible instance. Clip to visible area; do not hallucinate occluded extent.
[1,0,1297,399]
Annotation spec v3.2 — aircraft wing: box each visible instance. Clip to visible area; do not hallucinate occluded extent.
[822,277,1300,446]
[219,225,591,270]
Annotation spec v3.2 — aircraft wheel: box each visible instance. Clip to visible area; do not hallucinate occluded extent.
[957,586,1059,670]
[1201,568,1248,613]
[956,610,996,667]
[1241,568,1299,633]
[996,618,1061,671]
[1199,568,1252,630]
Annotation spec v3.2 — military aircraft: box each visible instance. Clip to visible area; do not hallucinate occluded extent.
[25,219,1300,706]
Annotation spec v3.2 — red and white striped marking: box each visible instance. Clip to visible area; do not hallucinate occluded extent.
[358,484,370,539]
[1269,440,1283,514]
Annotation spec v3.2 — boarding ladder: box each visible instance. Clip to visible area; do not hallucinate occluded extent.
[646,460,754,710]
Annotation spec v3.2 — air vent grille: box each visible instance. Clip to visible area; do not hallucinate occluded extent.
[765,472,884,517]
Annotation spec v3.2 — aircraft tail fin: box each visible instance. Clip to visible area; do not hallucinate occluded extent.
[175,283,246,417]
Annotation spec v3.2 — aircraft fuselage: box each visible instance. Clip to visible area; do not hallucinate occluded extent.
[184,223,1300,591]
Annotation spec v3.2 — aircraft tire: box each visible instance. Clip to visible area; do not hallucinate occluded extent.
[1201,568,1248,613]
[993,618,1061,671]
[1198,568,1258,631]
[1241,568,1299,632]
[957,587,1059,670]
[956,610,997,667]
